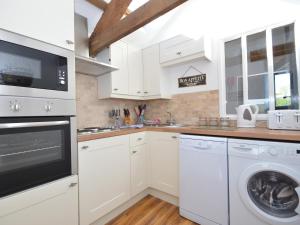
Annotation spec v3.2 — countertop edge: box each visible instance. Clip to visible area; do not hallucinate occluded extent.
[77,127,300,143]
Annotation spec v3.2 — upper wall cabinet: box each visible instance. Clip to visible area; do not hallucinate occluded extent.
[159,35,212,67]
[97,41,171,100]
[128,45,144,97]
[142,44,171,99]
[98,41,129,98]
[0,0,74,50]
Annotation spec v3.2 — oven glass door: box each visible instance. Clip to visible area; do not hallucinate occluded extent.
[0,40,68,91]
[0,117,71,197]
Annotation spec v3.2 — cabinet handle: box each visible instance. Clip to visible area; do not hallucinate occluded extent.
[69,182,78,188]
[66,40,74,45]
[137,91,141,94]
[144,91,148,94]
[113,88,119,91]
[137,137,143,141]
[172,136,178,139]
[132,150,137,154]
[81,146,89,150]
[176,52,182,55]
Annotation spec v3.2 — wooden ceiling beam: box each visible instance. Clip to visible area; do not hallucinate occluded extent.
[89,0,188,56]
[87,0,108,11]
[89,0,132,44]
[87,0,131,15]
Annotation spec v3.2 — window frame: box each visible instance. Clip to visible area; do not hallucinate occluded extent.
[219,19,300,120]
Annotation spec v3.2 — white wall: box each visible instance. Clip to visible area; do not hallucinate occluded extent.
[77,0,300,95]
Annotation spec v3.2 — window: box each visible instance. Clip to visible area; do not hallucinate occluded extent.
[222,22,299,117]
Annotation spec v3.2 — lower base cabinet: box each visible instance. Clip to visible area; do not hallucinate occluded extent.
[79,136,131,225]
[131,144,148,196]
[148,132,179,197]
[78,132,179,225]
[0,175,78,225]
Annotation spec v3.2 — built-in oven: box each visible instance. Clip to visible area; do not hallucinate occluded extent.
[0,116,77,198]
[0,29,75,100]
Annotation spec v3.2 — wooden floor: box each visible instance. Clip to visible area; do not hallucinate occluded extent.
[106,195,198,225]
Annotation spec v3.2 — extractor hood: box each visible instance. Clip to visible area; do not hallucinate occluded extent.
[75,14,118,76]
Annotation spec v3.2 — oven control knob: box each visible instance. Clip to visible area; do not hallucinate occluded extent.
[11,103,21,112]
[45,104,52,112]
[268,148,279,156]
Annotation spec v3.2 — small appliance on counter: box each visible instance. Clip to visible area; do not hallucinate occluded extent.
[268,110,300,130]
[236,104,259,128]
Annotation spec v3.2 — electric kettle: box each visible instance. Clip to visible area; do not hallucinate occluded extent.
[236,104,259,128]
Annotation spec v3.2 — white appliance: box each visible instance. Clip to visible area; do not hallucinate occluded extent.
[268,110,300,130]
[228,138,300,225]
[180,135,228,225]
[236,104,259,128]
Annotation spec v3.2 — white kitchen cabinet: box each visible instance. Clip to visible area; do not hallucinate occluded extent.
[0,176,78,225]
[130,132,148,196]
[128,44,144,97]
[98,41,129,98]
[0,0,74,50]
[131,144,148,196]
[79,135,131,225]
[148,132,179,196]
[159,35,212,67]
[142,45,171,99]
[98,42,171,100]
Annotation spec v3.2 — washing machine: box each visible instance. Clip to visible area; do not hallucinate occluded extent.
[228,138,300,225]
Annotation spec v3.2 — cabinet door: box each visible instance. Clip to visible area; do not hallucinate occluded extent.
[0,176,78,225]
[110,41,129,95]
[131,144,148,196]
[79,136,130,225]
[148,132,179,196]
[128,45,144,97]
[0,0,74,50]
[142,45,162,97]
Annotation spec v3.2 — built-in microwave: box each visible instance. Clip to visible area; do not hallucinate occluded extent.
[0,29,75,100]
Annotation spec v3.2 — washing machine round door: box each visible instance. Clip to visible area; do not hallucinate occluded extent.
[239,163,300,225]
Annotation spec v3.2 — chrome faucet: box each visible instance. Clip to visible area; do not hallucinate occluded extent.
[166,112,176,126]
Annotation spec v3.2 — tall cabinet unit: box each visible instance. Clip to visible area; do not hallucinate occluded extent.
[0,0,74,50]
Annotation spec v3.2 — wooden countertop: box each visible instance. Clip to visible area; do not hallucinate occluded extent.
[77,126,300,142]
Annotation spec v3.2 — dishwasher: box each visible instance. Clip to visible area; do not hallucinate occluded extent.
[179,135,228,225]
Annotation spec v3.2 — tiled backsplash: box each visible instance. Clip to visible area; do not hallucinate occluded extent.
[76,75,266,128]
[76,74,140,129]
[144,90,219,125]
[76,74,220,128]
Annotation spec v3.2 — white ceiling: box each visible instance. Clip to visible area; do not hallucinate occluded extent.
[75,0,300,49]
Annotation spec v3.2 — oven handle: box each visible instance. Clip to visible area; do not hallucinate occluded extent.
[0,121,69,129]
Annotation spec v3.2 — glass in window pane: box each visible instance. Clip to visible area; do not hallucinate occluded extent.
[272,23,299,109]
[247,31,269,113]
[225,38,243,114]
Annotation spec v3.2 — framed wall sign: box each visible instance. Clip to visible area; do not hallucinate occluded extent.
[178,66,206,88]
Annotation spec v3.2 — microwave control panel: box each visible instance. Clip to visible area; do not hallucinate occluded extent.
[58,68,67,86]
